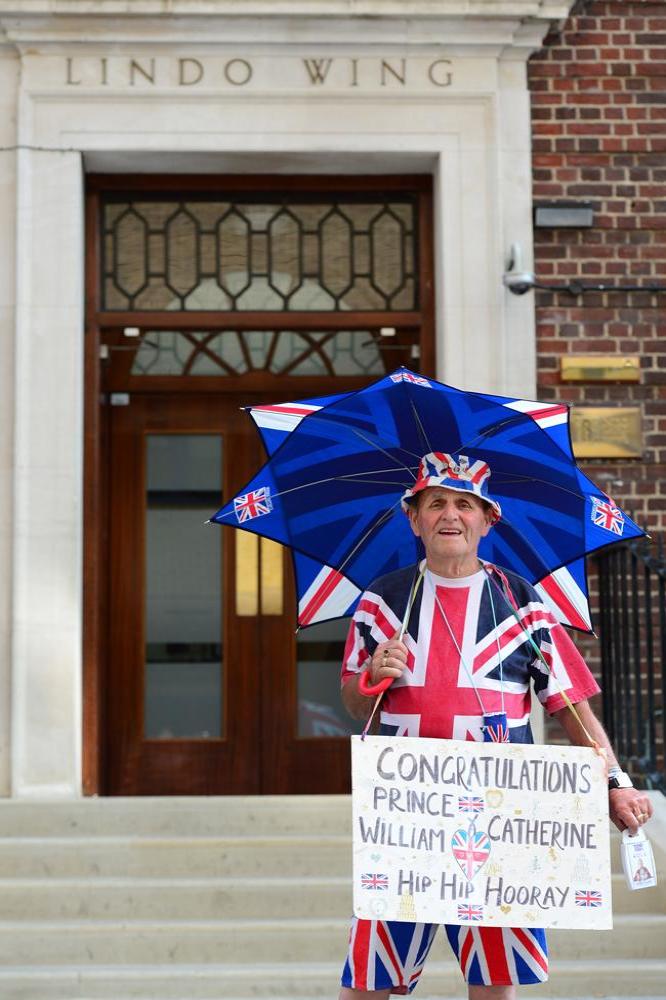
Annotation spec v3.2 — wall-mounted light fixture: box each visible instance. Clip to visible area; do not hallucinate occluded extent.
[534,201,594,228]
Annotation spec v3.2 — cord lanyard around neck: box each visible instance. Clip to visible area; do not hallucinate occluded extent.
[482,564,603,753]
[426,568,506,719]
[361,564,425,739]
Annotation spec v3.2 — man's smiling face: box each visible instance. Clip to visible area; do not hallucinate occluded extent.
[406,486,493,576]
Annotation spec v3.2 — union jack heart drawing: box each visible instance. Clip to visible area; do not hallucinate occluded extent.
[451,827,492,881]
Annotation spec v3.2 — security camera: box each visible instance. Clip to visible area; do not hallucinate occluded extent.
[503,270,536,295]
[503,242,536,295]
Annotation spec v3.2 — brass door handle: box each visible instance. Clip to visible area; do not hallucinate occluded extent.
[260,537,284,616]
[235,532,259,616]
[235,534,283,616]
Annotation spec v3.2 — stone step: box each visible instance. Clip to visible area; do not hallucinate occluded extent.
[610,873,665,913]
[0,798,628,866]
[0,876,354,921]
[0,833,632,877]
[0,836,352,878]
[0,872,661,921]
[0,914,662,966]
[0,796,353,838]
[0,959,665,999]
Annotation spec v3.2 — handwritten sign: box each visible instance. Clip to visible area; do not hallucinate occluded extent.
[352,735,612,930]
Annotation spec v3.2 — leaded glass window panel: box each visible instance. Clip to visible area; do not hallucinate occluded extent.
[102,197,417,312]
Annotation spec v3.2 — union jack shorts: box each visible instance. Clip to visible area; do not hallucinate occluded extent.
[341,917,548,993]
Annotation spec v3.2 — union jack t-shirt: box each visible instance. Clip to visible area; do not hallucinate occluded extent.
[341,562,600,742]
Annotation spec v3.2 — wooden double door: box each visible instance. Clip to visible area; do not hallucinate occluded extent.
[105,392,355,795]
[86,172,434,795]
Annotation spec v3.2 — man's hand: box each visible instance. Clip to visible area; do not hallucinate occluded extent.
[609,787,653,835]
[368,632,408,687]
[340,632,409,721]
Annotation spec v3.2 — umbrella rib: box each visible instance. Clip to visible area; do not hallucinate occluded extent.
[491,472,592,504]
[408,398,434,455]
[349,426,421,472]
[492,511,587,579]
[336,476,414,487]
[453,412,533,454]
[334,495,407,578]
[294,408,422,466]
[335,466,415,480]
[213,470,411,518]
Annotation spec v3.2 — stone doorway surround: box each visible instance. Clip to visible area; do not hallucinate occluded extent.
[0,0,571,798]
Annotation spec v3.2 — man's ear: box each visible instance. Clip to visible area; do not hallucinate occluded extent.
[480,510,493,538]
[407,504,421,538]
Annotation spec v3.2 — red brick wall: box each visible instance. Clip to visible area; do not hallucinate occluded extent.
[529,0,666,535]
[528,1,666,736]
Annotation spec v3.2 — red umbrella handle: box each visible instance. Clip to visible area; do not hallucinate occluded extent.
[359,671,393,697]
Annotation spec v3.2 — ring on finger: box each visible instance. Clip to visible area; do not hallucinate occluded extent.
[382,648,390,662]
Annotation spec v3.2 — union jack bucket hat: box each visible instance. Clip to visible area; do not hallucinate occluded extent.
[401,452,502,523]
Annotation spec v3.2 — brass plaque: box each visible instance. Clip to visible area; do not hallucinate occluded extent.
[561,355,640,382]
[570,406,642,459]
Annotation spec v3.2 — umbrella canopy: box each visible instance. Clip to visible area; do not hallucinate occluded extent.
[211,368,644,628]
[245,388,595,632]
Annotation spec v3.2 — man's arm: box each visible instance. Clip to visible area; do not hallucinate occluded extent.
[552,699,653,834]
[341,634,409,721]
[341,674,373,721]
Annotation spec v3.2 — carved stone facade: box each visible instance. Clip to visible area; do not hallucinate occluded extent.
[0,0,572,797]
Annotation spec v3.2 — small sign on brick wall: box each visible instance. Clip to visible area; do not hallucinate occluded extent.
[352,735,612,930]
[560,356,641,382]
[570,406,642,459]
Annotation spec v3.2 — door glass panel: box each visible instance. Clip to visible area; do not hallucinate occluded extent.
[297,620,364,737]
[127,329,418,377]
[145,434,223,739]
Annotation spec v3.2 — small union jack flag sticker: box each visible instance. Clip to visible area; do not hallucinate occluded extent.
[458,796,484,813]
[575,889,602,907]
[361,873,389,890]
[457,903,483,921]
[234,486,273,524]
[389,372,431,387]
[591,497,625,536]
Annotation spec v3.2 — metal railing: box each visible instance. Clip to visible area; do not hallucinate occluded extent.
[596,537,666,792]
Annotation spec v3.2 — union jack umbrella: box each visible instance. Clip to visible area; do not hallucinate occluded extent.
[210,368,644,630]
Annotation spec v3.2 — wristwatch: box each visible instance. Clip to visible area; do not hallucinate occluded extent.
[608,767,633,791]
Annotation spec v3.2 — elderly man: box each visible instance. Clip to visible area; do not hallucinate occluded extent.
[338,452,652,1000]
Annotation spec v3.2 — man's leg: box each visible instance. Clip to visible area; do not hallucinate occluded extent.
[444,923,545,998]
[468,986,516,1000]
[339,982,515,999]
[341,917,437,998]
[339,990,391,1000]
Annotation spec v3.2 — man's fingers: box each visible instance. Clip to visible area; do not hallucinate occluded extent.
[385,639,408,663]
[610,789,652,834]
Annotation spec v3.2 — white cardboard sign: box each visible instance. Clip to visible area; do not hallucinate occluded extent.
[352,735,612,930]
